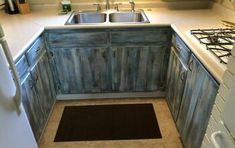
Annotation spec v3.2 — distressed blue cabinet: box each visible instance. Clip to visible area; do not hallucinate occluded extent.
[176,54,219,148]
[16,37,56,142]
[50,47,111,94]
[111,45,168,92]
[21,73,43,141]
[166,47,187,121]
[45,27,172,94]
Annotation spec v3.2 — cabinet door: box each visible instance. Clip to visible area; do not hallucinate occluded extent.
[34,54,56,117]
[166,48,187,121]
[51,47,111,94]
[21,74,44,142]
[111,45,168,92]
[176,55,219,148]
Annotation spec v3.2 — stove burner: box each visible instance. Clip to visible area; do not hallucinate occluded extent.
[191,28,235,64]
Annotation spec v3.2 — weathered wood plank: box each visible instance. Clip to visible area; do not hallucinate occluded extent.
[166,48,187,121]
[111,45,169,92]
[45,27,172,94]
[47,29,108,48]
[51,47,111,93]
[110,27,172,45]
[176,54,219,148]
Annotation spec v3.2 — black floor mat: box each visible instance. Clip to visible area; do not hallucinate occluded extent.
[54,103,162,142]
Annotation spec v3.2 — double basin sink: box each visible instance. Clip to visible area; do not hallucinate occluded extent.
[65,10,149,25]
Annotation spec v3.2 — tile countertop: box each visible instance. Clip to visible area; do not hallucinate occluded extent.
[0,5,234,83]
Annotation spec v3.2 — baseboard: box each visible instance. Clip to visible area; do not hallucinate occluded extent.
[56,91,165,100]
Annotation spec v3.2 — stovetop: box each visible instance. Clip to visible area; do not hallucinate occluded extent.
[191,28,235,64]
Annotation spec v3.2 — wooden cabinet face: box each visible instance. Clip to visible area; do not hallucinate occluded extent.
[111,46,168,92]
[21,74,42,141]
[176,55,219,148]
[46,28,172,94]
[20,52,56,142]
[51,47,111,94]
[166,48,187,121]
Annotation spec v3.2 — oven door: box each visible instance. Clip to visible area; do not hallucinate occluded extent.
[210,95,235,148]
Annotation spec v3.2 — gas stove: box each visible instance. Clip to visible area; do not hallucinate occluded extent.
[191,28,235,64]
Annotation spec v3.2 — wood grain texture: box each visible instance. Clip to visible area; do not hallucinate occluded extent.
[18,37,56,143]
[166,47,187,121]
[15,55,29,82]
[21,73,42,141]
[111,46,168,92]
[171,33,191,64]
[176,54,219,148]
[46,27,172,94]
[47,29,108,48]
[26,37,44,66]
[110,28,171,45]
[51,47,111,94]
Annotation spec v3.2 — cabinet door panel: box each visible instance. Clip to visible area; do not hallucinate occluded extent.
[176,55,219,148]
[35,55,56,117]
[52,47,111,94]
[21,74,42,142]
[166,48,187,121]
[111,46,168,92]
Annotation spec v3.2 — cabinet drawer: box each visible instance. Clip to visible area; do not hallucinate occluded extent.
[26,37,44,66]
[111,28,171,45]
[47,30,108,48]
[172,33,191,64]
[16,55,29,81]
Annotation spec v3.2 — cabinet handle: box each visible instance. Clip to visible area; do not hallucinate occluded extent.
[30,74,39,88]
[35,47,41,53]
[48,51,54,59]
[30,79,35,88]
[188,60,193,71]
[211,131,223,148]
[180,71,185,81]
[176,44,181,51]
[34,74,39,84]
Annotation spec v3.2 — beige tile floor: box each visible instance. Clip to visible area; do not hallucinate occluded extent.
[39,98,183,148]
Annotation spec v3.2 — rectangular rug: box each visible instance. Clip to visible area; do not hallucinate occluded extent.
[54,103,162,142]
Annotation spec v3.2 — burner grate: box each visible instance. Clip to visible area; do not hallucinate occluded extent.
[191,28,235,64]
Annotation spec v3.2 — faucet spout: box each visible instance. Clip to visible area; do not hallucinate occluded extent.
[106,0,110,10]
[129,0,135,12]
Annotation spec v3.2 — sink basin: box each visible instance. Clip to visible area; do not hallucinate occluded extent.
[66,12,107,24]
[109,11,149,23]
[65,10,150,25]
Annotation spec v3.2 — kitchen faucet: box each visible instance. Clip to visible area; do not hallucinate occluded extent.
[129,0,135,12]
[106,0,110,10]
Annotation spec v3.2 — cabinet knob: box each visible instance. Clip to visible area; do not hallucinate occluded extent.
[188,60,193,71]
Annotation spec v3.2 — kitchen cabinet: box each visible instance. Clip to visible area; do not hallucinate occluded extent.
[166,47,187,121]
[45,27,172,94]
[16,37,56,142]
[50,47,111,94]
[21,73,43,141]
[176,54,219,148]
[31,53,56,119]
[111,46,168,92]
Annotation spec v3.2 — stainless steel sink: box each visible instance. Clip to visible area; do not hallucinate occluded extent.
[65,10,150,25]
[66,12,107,24]
[109,10,149,23]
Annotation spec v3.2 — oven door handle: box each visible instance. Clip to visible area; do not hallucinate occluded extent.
[211,131,223,148]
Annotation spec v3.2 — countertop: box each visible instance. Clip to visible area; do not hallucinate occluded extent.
[0,4,234,83]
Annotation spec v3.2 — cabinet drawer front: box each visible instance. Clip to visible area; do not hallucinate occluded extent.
[16,55,29,81]
[26,37,44,66]
[172,33,191,64]
[47,30,108,48]
[111,28,171,45]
